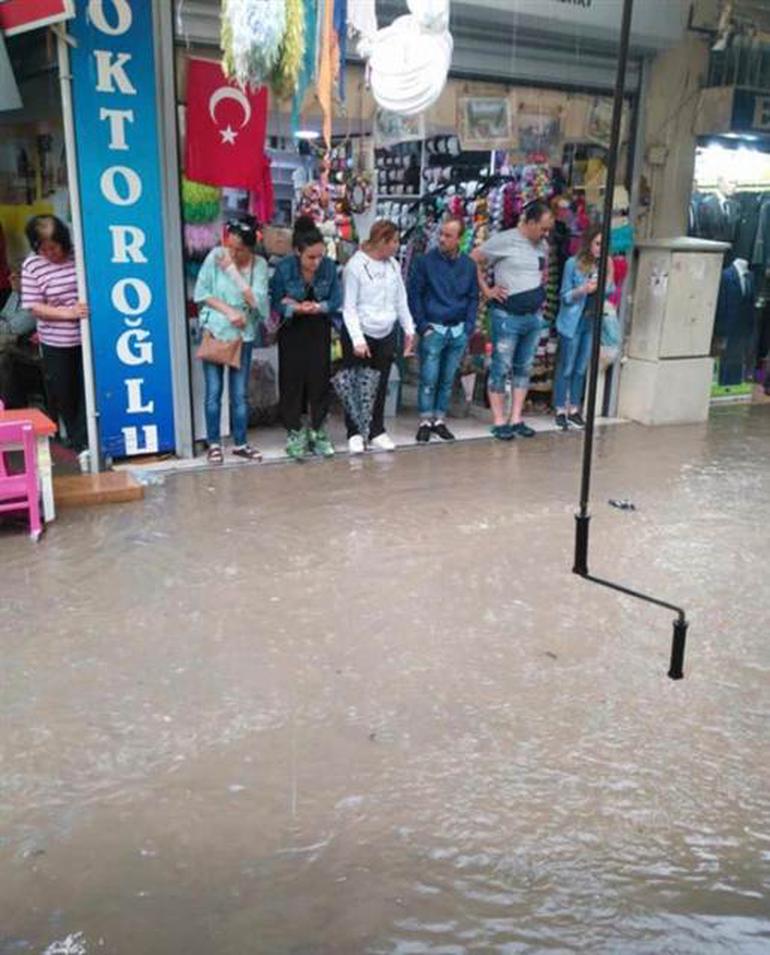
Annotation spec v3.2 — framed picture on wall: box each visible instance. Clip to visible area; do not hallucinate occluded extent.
[457,96,512,150]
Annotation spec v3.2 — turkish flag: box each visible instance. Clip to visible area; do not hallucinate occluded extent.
[185,58,268,192]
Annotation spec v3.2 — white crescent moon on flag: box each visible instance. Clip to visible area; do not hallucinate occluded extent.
[208,86,252,128]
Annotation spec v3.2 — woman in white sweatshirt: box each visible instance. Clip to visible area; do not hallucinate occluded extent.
[342,220,415,453]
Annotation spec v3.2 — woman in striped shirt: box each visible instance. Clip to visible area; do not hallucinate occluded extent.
[21,215,90,469]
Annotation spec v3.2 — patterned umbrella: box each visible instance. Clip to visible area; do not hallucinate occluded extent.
[331,366,381,440]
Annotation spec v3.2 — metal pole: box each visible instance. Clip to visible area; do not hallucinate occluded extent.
[57,30,100,472]
[571,0,691,680]
[573,0,634,574]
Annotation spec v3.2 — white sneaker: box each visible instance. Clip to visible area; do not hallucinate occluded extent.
[77,449,91,473]
[348,434,365,455]
[370,432,396,452]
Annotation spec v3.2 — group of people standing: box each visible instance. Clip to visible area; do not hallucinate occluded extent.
[195,201,614,462]
[7,204,612,470]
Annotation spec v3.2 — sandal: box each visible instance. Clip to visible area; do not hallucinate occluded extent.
[207,445,224,465]
[231,445,262,461]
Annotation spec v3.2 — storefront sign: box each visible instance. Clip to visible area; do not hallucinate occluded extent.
[0,0,73,36]
[69,0,175,457]
[729,89,770,134]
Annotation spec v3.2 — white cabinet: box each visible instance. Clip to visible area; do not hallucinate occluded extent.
[619,236,729,425]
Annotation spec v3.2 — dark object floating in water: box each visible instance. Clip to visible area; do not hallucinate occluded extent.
[608,499,636,511]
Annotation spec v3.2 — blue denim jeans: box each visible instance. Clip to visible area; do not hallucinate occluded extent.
[489,309,544,392]
[418,327,467,418]
[203,340,254,446]
[553,318,592,410]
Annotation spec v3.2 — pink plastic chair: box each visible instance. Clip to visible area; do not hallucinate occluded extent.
[0,419,42,541]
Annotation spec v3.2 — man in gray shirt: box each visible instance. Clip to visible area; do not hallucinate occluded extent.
[472,200,553,439]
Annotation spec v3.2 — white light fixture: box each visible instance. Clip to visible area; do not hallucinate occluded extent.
[294,129,320,141]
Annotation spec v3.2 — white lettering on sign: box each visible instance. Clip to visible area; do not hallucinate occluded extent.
[555,0,592,7]
[753,96,770,131]
[94,51,136,94]
[88,0,133,35]
[100,165,142,205]
[99,107,134,149]
[122,425,159,455]
[111,277,152,315]
[109,225,147,263]
[89,0,164,458]
[117,328,154,365]
[125,378,155,414]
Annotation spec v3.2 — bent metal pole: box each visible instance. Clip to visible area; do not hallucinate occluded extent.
[571,0,690,680]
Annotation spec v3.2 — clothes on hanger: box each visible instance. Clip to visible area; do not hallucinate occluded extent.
[715,260,756,386]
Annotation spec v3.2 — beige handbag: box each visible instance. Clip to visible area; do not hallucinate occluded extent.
[195,331,243,369]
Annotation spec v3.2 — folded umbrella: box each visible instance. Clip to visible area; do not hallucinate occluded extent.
[331,366,381,439]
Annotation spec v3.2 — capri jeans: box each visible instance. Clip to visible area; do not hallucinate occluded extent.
[488,309,544,393]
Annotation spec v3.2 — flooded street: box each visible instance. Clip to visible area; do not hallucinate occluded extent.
[1,406,769,954]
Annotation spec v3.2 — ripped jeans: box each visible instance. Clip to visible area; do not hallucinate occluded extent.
[488,309,544,392]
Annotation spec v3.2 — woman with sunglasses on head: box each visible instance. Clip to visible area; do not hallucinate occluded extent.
[194,215,268,464]
[269,217,342,460]
[341,219,415,454]
[20,215,91,471]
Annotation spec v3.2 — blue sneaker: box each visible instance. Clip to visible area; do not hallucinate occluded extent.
[491,425,515,441]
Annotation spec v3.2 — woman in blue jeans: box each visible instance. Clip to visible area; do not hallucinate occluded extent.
[194,216,269,463]
[553,227,614,430]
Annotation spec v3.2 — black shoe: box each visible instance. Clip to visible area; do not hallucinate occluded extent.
[568,412,586,429]
[511,421,536,438]
[416,423,432,443]
[431,421,455,441]
[555,413,569,431]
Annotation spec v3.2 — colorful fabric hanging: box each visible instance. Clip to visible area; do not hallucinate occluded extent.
[221,0,287,89]
[182,177,222,223]
[291,0,317,132]
[317,0,335,149]
[272,0,305,100]
[333,0,347,102]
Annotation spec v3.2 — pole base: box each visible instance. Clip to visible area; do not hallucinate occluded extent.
[668,618,688,680]
[573,514,590,576]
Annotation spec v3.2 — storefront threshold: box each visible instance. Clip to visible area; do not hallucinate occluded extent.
[112,413,628,479]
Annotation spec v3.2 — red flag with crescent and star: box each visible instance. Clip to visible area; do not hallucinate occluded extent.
[184,58,268,192]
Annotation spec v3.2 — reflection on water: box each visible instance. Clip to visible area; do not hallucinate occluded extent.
[1,406,769,954]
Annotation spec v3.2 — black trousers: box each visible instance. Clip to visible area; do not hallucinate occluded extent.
[340,325,396,439]
[40,343,88,452]
[278,316,331,432]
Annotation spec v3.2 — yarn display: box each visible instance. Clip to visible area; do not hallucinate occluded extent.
[221,0,287,89]
[184,222,222,259]
[272,0,305,99]
[182,177,221,223]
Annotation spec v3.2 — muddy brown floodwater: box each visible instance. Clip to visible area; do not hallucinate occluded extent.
[1,405,769,954]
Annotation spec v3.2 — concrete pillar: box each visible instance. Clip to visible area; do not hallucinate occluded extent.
[637,35,710,239]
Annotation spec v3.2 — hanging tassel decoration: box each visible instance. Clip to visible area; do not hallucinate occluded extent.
[221,0,287,89]
[291,0,318,132]
[182,176,222,223]
[272,0,306,100]
[317,0,335,149]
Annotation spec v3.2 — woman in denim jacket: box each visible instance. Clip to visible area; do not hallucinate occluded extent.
[553,227,614,431]
[270,219,342,460]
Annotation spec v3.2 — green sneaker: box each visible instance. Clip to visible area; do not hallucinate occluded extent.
[310,427,335,458]
[286,428,309,460]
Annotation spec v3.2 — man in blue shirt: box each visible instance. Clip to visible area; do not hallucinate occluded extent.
[408,217,479,443]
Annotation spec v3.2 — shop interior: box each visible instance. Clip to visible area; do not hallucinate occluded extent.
[176,54,636,461]
[689,136,770,398]
[0,30,70,436]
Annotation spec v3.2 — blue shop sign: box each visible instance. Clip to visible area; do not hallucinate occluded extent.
[69,0,175,458]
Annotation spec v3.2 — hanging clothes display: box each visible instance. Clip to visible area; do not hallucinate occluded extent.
[714,259,756,386]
